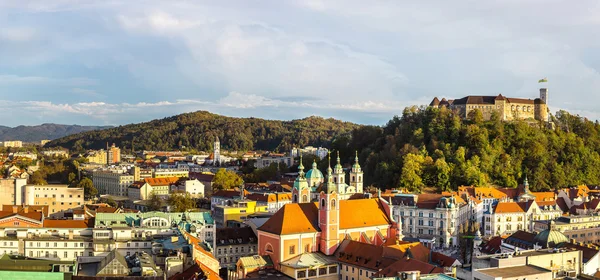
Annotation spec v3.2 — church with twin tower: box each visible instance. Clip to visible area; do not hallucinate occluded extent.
[292,151,364,203]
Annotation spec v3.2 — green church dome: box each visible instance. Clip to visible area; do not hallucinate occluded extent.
[305,161,324,179]
[534,221,569,248]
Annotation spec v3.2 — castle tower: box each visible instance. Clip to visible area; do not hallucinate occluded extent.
[332,151,345,194]
[349,151,363,194]
[214,136,221,166]
[292,154,310,203]
[540,88,548,105]
[319,153,339,255]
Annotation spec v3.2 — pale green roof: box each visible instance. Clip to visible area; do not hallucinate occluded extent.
[95,211,214,227]
[280,252,336,269]
[305,162,323,180]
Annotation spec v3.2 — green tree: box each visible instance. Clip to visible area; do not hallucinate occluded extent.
[104,198,117,207]
[77,177,98,199]
[68,172,77,184]
[148,193,163,211]
[213,169,243,191]
[168,193,196,212]
[398,153,425,192]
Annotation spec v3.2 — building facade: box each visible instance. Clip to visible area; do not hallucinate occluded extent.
[23,185,84,215]
[92,171,134,197]
[1,141,23,148]
[0,178,27,206]
[215,227,258,269]
[107,143,121,164]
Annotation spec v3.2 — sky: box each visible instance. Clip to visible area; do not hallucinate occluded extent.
[1,0,600,127]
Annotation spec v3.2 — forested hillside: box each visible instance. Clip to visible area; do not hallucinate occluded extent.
[46,111,360,153]
[0,124,111,142]
[352,106,600,191]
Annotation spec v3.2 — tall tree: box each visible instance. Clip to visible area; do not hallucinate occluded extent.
[213,169,243,191]
[77,177,98,199]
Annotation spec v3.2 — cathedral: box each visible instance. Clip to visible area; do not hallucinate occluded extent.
[258,151,402,269]
[292,151,364,203]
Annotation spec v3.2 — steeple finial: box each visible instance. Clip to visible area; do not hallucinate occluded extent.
[524,174,530,193]
[298,153,305,177]
[337,151,341,164]
[327,151,332,175]
[355,150,359,163]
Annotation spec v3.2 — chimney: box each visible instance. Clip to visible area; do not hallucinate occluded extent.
[68,230,74,240]
[23,206,28,213]
[12,205,18,213]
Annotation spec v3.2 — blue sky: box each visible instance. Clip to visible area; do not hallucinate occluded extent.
[1,0,600,126]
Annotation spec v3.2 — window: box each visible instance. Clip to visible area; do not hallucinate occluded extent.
[64,251,68,258]
[289,245,295,255]
[89,252,93,256]
[297,271,306,278]
[329,266,337,274]
[419,212,423,217]
[319,267,327,275]
[305,244,310,252]
[308,269,317,277]
[64,243,68,248]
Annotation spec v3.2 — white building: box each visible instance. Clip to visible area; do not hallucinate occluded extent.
[290,146,329,160]
[92,170,134,197]
[170,179,205,198]
[391,193,474,248]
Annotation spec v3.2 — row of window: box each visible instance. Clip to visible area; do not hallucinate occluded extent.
[297,266,337,278]
[400,211,445,219]
[35,194,81,198]
[217,245,256,255]
[25,250,93,258]
[20,242,92,248]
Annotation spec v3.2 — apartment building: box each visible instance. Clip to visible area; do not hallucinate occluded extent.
[0,211,215,262]
[42,150,69,158]
[255,154,293,169]
[1,141,23,148]
[92,170,134,197]
[23,185,84,215]
[215,227,258,269]
[0,178,27,206]
[153,168,189,178]
[213,200,268,228]
[392,194,471,248]
[170,179,205,198]
[533,214,600,244]
[107,143,121,164]
[86,150,108,165]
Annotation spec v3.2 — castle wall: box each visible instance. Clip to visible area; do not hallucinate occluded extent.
[503,103,537,121]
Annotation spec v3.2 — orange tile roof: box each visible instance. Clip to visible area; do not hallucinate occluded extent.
[0,211,43,222]
[494,202,536,213]
[532,192,555,202]
[95,207,119,213]
[474,187,508,199]
[375,258,443,277]
[43,219,93,228]
[259,198,391,235]
[144,177,180,186]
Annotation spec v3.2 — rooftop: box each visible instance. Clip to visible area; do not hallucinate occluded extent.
[476,265,550,278]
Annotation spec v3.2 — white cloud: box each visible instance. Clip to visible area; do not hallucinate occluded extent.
[0,75,96,86]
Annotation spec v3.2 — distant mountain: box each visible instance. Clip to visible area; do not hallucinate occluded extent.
[0,124,112,142]
[46,111,362,152]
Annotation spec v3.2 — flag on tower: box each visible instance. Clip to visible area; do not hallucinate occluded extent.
[538,78,548,83]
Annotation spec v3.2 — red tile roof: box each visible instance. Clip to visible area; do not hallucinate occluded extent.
[0,211,43,222]
[375,258,443,277]
[43,218,94,228]
[145,177,180,186]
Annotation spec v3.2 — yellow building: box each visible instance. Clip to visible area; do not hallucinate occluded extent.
[153,169,189,178]
[86,150,107,165]
[23,184,84,215]
[213,200,268,227]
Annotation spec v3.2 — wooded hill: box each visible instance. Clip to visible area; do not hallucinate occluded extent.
[45,111,361,153]
[355,106,600,192]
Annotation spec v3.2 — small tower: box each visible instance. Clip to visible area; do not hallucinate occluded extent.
[292,154,310,203]
[319,152,340,255]
[349,151,363,194]
[332,151,345,194]
[213,136,221,166]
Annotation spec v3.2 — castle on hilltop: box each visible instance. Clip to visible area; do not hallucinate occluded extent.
[430,87,549,122]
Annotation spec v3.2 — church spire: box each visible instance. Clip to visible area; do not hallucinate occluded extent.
[326,152,335,193]
[298,153,305,178]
